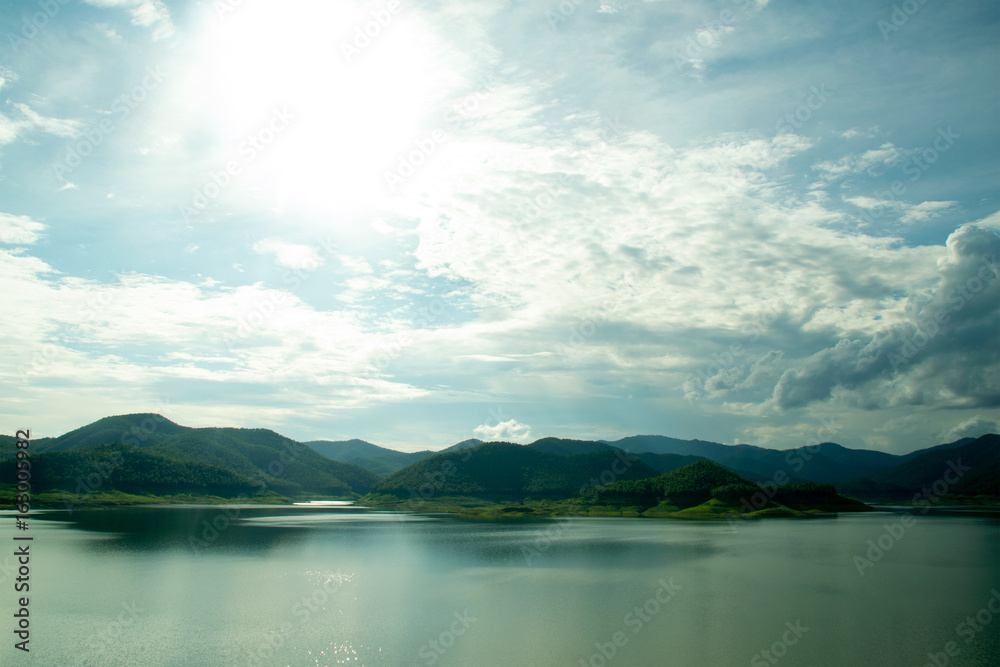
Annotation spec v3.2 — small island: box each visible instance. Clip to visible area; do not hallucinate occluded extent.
[361,451,874,519]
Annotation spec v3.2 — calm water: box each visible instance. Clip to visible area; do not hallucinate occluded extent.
[0,506,997,666]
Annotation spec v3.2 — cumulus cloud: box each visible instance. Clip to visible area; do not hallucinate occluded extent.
[473,418,532,443]
[768,225,1000,411]
[0,213,45,244]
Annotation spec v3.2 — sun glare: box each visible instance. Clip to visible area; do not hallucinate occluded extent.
[197,0,447,218]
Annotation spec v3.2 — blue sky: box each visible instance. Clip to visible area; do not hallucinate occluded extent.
[1,0,997,453]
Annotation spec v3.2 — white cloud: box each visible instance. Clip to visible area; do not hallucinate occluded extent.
[0,247,429,438]
[0,213,45,244]
[814,142,906,180]
[0,104,82,148]
[939,415,999,443]
[82,0,175,41]
[338,255,373,275]
[844,196,904,211]
[900,200,958,224]
[973,210,1000,231]
[841,127,881,140]
[252,238,325,271]
[844,198,957,224]
[473,418,532,443]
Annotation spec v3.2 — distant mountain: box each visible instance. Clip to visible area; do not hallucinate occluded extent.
[438,439,484,454]
[1,414,379,498]
[838,434,999,500]
[609,436,904,483]
[611,435,735,458]
[4,415,995,506]
[895,437,977,463]
[371,442,659,500]
[304,439,435,476]
[526,437,618,456]
[631,452,709,475]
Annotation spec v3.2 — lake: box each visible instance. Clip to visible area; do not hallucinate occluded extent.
[1,506,997,666]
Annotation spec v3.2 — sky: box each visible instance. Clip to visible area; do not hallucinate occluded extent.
[0,0,998,454]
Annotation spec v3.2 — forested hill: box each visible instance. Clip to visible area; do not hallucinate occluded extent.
[0,413,378,499]
[371,442,658,500]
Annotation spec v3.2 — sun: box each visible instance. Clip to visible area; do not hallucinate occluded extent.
[194,0,451,218]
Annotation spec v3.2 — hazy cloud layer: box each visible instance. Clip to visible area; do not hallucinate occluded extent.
[0,0,996,452]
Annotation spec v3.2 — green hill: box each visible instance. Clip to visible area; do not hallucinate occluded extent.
[595,461,871,516]
[370,442,659,500]
[153,428,379,496]
[305,438,435,476]
[632,452,709,474]
[0,414,379,500]
[4,443,258,496]
[596,460,749,506]
[35,413,188,453]
[838,434,999,500]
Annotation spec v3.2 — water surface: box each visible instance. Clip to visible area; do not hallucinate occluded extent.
[1,506,997,666]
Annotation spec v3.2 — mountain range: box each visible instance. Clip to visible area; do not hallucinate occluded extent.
[1,414,996,506]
